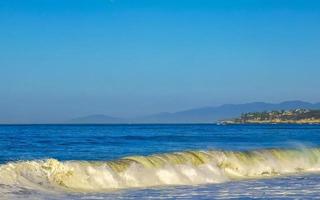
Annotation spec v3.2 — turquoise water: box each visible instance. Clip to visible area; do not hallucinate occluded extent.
[1,124,320,199]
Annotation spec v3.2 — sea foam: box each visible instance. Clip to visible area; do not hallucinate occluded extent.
[1,148,320,192]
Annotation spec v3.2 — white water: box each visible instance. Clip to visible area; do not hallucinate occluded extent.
[1,148,320,193]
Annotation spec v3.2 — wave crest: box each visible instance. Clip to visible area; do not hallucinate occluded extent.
[1,148,320,192]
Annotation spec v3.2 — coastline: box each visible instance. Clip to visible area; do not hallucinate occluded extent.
[221,120,320,125]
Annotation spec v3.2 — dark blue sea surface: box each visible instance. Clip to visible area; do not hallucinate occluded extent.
[1,124,320,199]
[0,124,319,163]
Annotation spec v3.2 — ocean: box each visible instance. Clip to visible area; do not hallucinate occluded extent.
[1,124,320,199]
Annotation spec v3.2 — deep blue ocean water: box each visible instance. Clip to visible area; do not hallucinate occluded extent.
[1,124,320,199]
[1,124,320,163]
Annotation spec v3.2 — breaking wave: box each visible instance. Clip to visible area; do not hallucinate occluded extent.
[1,148,320,192]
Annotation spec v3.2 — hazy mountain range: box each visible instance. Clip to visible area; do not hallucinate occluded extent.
[67,101,320,124]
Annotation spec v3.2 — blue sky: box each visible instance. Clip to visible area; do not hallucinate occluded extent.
[0,0,320,123]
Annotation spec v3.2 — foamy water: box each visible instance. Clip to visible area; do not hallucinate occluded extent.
[1,148,320,194]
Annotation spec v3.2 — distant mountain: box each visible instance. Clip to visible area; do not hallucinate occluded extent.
[67,114,124,124]
[68,101,320,124]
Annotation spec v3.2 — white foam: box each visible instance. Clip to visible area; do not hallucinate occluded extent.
[1,148,320,192]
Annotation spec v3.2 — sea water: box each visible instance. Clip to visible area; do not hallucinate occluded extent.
[0,124,320,199]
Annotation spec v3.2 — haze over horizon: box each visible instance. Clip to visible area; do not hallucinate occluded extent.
[1,0,320,123]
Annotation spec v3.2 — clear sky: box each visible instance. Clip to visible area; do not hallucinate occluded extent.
[1,0,320,123]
